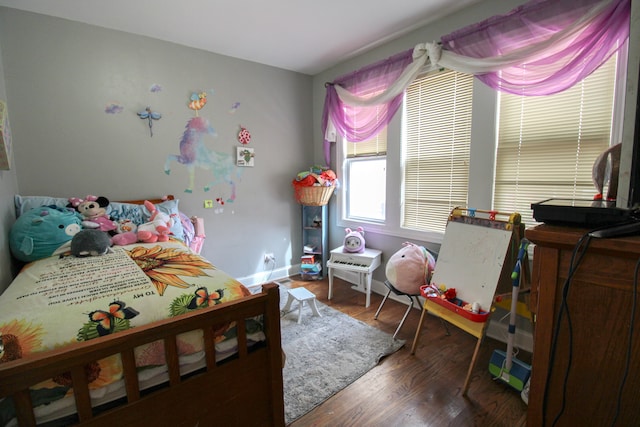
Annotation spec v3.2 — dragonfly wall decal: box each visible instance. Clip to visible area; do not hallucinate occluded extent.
[137,106,162,137]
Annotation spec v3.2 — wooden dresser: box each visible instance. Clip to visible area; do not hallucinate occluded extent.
[525,225,640,426]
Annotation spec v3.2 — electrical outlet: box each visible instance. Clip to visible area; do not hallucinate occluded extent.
[264,253,275,263]
[204,200,213,208]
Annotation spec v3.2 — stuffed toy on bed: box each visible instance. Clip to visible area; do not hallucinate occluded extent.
[68,195,117,233]
[71,229,113,257]
[111,219,139,246]
[9,206,83,262]
[385,242,436,295]
[136,200,173,243]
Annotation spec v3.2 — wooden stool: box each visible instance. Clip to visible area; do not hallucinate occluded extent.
[283,287,321,323]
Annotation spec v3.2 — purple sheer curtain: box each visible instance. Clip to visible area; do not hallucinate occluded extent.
[321,0,630,166]
[440,0,631,95]
[321,49,414,165]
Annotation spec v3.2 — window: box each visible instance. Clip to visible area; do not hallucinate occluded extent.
[343,129,387,222]
[403,69,474,233]
[494,54,618,227]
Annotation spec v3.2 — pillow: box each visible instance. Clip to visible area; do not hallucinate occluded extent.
[178,211,195,248]
[14,195,70,218]
[15,195,185,241]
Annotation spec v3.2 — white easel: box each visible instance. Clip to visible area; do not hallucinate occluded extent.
[410,208,523,396]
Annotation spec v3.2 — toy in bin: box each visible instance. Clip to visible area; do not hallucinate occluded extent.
[420,283,490,323]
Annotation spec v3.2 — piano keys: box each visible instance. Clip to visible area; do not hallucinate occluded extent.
[326,246,382,308]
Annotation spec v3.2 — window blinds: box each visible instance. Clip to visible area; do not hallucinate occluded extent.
[403,69,474,233]
[494,55,617,227]
[346,128,387,157]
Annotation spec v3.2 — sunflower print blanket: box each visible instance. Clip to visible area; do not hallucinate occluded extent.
[0,241,260,419]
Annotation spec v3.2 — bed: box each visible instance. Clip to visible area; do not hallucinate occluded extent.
[0,196,285,426]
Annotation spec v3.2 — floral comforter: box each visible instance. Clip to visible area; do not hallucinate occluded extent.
[0,241,260,423]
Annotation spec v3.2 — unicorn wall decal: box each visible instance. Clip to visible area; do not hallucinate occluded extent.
[165,116,240,200]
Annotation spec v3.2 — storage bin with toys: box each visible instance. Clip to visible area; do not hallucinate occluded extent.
[292,165,338,206]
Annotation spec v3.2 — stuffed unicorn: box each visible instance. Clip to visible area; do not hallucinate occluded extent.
[137,200,174,243]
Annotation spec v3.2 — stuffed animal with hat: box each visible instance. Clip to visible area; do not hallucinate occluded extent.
[343,226,366,253]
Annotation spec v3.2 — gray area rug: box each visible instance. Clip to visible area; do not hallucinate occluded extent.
[279,286,405,425]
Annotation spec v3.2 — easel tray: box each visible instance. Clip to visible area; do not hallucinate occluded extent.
[420,285,490,323]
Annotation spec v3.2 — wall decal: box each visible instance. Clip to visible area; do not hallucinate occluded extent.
[229,102,240,114]
[137,106,162,137]
[237,126,251,145]
[188,92,207,116]
[150,84,162,93]
[105,103,124,114]
[165,116,241,200]
[237,147,255,167]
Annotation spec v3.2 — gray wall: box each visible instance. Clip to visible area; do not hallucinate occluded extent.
[0,7,312,290]
[0,28,20,292]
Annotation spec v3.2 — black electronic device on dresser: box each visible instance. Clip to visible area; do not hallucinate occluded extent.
[530,198,635,228]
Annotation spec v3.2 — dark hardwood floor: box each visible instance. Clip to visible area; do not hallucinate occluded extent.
[283,275,530,427]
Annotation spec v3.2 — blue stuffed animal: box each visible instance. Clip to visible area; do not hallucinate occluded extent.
[9,206,83,262]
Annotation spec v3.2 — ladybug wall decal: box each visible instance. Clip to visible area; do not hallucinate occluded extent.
[238,126,251,145]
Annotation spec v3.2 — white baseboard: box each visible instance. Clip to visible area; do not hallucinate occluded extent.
[237,266,294,289]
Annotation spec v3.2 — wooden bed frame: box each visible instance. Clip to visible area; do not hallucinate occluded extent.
[0,196,285,426]
[0,283,285,427]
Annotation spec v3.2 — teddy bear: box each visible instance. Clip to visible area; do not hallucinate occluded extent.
[136,200,173,243]
[68,195,117,233]
[384,242,436,295]
[343,226,365,253]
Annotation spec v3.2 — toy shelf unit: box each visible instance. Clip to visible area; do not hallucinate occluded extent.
[300,204,328,280]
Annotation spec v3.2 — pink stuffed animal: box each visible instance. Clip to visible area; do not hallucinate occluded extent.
[343,226,365,253]
[111,219,139,246]
[385,242,436,294]
[136,200,173,243]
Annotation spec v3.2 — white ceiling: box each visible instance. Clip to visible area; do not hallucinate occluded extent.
[0,0,484,75]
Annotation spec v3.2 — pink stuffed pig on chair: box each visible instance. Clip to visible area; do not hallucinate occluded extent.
[375,241,437,339]
[385,242,436,295]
